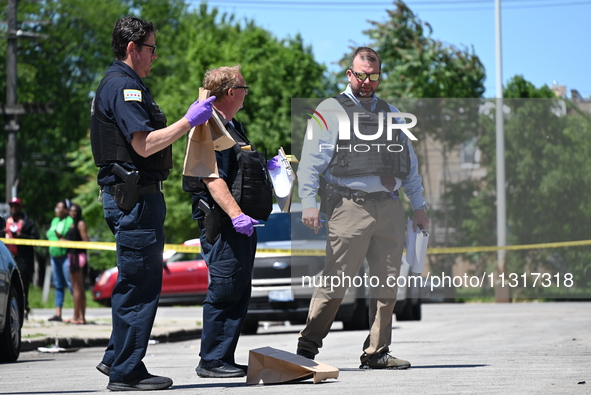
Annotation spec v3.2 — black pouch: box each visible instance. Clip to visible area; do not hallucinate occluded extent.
[203,210,222,244]
[198,199,222,244]
[111,183,140,211]
[318,176,328,214]
[182,175,206,193]
[319,178,342,219]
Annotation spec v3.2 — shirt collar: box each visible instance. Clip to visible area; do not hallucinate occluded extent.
[215,108,231,126]
[343,84,377,110]
[112,60,145,86]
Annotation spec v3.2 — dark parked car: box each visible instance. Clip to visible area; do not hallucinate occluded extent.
[92,239,208,306]
[241,203,428,334]
[0,216,25,363]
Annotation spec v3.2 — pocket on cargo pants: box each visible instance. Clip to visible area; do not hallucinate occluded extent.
[206,258,245,305]
[116,229,157,279]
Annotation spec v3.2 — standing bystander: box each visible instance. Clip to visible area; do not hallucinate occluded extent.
[64,203,89,325]
[46,199,74,322]
[3,197,40,318]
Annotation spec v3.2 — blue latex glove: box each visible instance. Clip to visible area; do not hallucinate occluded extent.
[231,213,259,237]
[184,96,216,127]
[267,156,280,170]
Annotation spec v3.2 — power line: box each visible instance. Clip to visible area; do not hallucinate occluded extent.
[199,0,591,13]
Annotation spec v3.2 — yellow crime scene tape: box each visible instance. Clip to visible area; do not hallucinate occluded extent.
[2,237,591,256]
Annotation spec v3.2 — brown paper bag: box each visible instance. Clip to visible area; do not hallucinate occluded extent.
[246,346,339,385]
[182,88,235,178]
[209,108,236,152]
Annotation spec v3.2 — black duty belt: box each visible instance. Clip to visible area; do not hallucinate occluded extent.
[337,185,398,204]
[102,182,162,196]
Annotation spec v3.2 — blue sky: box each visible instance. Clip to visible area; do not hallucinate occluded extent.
[199,0,591,98]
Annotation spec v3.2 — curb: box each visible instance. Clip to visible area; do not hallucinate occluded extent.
[21,328,203,352]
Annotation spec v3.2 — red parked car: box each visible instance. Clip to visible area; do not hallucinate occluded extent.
[92,239,208,306]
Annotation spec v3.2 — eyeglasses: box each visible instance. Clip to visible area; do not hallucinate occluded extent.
[233,86,249,93]
[139,43,157,54]
[350,70,380,82]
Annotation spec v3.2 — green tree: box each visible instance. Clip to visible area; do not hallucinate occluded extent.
[0,0,128,227]
[449,76,591,294]
[64,1,333,268]
[337,0,486,278]
[361,0,485,99]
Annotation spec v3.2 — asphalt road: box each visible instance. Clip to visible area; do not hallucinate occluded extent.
[2,302,590,394]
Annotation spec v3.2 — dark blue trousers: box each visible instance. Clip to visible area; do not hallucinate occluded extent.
[198,222,257,368]
[100,191,165,382]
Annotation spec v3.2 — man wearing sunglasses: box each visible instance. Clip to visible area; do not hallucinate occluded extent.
[297,47,429,369]
[90,16,215,391]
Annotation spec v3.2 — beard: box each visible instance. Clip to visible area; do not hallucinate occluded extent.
[350,83,375,99]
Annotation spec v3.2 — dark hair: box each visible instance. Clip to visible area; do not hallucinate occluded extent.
[69,203,83,223]
[58,199,72,210]
[349,47,381,72]
[111,16,155,60]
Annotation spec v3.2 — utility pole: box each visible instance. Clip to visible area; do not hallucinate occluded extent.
[2,0,51,202]
[495,0,511,302]
[5,0,19,202]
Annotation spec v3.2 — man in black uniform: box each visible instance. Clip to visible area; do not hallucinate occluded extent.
[90,16,214,391]
[186,66,272,378]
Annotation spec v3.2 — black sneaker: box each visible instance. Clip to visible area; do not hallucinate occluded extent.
[107,374,173,391]
[195,363,245,378]
[359,351,411,370]
[296,348,316,360]
[96,362,111,377]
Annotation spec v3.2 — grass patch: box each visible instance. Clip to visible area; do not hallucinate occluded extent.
[28,286,105,309]
[23,333,49,339]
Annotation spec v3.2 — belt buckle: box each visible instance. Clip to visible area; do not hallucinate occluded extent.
[352,191,366,204]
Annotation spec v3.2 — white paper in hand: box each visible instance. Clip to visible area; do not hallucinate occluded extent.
[406,218,429,274]
[268,147,296,212]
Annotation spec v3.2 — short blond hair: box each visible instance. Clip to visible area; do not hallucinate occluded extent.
[203,65,242,100]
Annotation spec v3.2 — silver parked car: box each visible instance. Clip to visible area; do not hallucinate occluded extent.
[0,216,25,362]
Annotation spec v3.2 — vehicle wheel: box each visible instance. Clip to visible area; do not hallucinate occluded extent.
[98,299,112,307]
[0,285,23,362]
[342,299,369,331]
[395,300,421,321]
[241,319,259,334]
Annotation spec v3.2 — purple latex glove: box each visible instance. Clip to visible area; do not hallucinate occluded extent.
[184,96,216,127]
[231,213,259,237]
[267,156,280,170]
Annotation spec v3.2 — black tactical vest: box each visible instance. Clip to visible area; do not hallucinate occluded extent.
[183,119,273,221]
[328,94,410,179]
[90,72,172,173]
[230,144,273,221]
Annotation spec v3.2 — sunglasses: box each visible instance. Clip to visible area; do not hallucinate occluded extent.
[350,70,380,82]
[233,86,249,93]
[139,43,157,55]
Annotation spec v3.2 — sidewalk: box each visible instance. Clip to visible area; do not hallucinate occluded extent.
[21,306,203,352]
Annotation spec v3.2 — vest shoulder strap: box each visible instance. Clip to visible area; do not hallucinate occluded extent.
[332,93,391,114]
[94,72,131,122]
